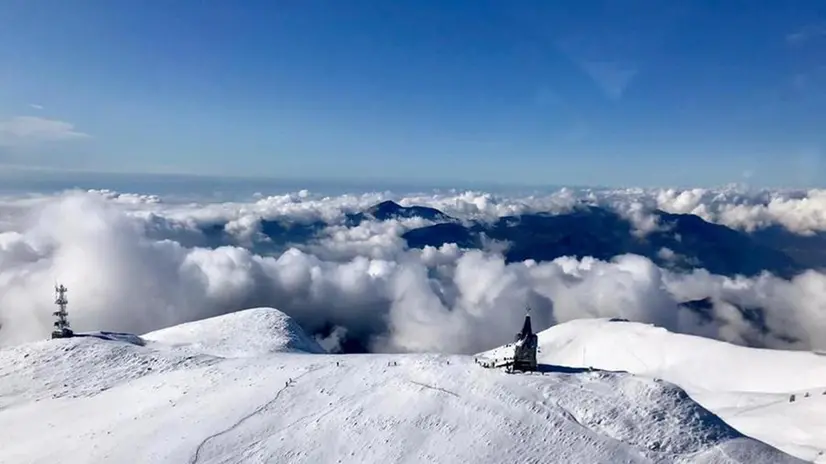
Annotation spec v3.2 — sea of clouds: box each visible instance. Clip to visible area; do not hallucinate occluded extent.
[1,186,826,354]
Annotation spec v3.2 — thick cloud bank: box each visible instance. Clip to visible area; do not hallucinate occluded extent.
[1,187,826,354]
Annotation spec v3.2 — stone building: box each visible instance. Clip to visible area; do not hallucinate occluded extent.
[512,309,538,371]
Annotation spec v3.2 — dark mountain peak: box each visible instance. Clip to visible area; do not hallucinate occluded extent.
[365,200,453,222]
[655,210,724,233]
[368,200,403,213]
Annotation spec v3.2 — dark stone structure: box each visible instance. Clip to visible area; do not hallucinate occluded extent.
[512,310,538,371]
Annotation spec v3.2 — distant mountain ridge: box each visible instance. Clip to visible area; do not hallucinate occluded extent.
[197,200,815,279]
[401,204,803,279]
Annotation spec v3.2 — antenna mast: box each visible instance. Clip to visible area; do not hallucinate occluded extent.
[51,284,73,339]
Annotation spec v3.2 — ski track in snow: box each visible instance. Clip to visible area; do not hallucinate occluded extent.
[238,373,400,462]
[407,380,460,398]
[190,364,326,464]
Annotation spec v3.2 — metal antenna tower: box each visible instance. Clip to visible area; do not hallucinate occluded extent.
[51,284,73,339]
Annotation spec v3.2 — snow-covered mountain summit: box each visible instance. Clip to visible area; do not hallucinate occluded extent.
[142,307,325,357]
[0,308,815,463]
[480,318,826,462]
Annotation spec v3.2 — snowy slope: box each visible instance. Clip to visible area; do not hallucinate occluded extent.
[142,307,325,357]
[0,309,806,464]
[480,318,826,463]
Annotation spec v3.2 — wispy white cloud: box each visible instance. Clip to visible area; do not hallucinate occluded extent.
[786,23,826,45]
[28,104,44,110]
[792,65,826,93]
[555,37,639,101]
[578,60,638,100]
[0,116,90,146]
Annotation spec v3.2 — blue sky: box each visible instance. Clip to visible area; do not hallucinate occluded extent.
[1,0,824,188]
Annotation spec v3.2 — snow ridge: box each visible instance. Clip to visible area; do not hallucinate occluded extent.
[0,310,812,463]
[142,307,325,357]
[526,318,826,462]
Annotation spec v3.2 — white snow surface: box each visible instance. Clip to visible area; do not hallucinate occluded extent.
[0,309,811,464]
[142,307,325,357]
[480,318,826,463]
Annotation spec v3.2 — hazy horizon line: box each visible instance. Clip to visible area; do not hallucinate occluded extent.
[0,164,799,193]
